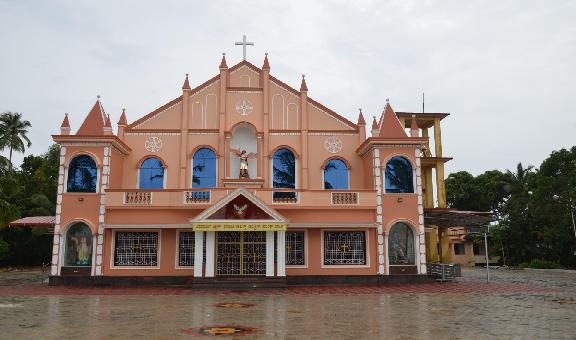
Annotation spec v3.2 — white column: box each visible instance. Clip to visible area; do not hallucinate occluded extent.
[205,231,215,277]
[266,231,275,277]
[276,231,286,277]
[194,231,204,277]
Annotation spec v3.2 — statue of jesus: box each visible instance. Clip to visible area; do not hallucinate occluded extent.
[231,148,257,179]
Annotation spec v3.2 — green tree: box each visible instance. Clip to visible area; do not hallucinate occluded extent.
[0,112,32,170]
[530,147,576,266]
[498,163,538,265]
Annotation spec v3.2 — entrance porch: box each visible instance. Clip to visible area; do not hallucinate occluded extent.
[190,187,288,279]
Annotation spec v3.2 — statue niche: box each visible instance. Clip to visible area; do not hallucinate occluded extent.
[230,123,257,179]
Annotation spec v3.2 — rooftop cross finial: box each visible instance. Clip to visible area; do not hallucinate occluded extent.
[235,34,254,61]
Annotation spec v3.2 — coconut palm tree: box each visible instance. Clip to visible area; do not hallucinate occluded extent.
[0,112,32,170]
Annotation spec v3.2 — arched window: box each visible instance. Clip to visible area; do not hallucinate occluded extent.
[273,148,296,200]
[323,159,349,189]
[139,157,165,189]
[388,222,415,265]
[192,148,216,188]
[67,155,97,192]
[385,156,414,193]
[64,223,93,267]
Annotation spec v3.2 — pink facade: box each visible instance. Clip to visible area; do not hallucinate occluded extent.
[50,54,435,282]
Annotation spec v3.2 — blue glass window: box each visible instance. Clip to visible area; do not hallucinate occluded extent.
[67,155,97,192]
[192,148,216,188]
[139,157,165,189]
[385,156,414,193]
[324,159,349,189]
[273,148,296,200]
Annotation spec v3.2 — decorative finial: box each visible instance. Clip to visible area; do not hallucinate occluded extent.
[386,98,389,103]
[185,73,189,78]
[265,52,268,56]
[300,74,308,92]
[359,108,362,113]
[97,95,101,100]
[122,108,126,113]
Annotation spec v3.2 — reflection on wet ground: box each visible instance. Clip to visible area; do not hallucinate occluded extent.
[0,268,575,339]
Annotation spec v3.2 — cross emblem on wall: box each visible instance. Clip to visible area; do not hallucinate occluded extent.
[340,243,349,252]
[235,100,254,115]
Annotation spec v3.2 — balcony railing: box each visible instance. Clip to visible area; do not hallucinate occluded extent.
[106,188,376,208]
[124,191,152,205]
[183,190,211,204]
[331,192,359,205]
[272,190,299,204]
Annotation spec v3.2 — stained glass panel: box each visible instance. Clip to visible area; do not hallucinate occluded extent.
[388,223,415,265]
[64,223,93,266]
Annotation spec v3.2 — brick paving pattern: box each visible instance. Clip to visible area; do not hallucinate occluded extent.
[0,267,575,339]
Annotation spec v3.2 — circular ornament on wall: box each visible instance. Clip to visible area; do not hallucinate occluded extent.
[235,100,254,116]
[324,136,343,154]
[144,136,163,153]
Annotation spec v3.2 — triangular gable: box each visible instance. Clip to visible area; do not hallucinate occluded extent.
[191,187,287,224]
[127,73,221,130]
[126,59,358,132]
[77,100,106,135]
[379,102,409,138]
[269,76,357,131]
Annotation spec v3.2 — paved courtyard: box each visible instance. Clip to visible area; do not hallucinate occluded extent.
[0,268,575,339]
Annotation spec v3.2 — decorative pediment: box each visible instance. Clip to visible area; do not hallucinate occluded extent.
[190,188,288,231]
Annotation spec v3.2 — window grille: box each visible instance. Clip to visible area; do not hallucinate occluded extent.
[323,231,366,265]
[286,231,305,265]
[114,232,159,267]
[178,232,195,266]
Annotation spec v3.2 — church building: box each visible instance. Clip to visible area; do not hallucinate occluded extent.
[49,49,455,286]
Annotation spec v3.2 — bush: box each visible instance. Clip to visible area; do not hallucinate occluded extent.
[526,259,561,269]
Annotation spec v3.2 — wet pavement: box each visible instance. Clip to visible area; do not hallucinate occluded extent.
[0,268,575,339]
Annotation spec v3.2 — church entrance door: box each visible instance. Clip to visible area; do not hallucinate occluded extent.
[216,231,266,275]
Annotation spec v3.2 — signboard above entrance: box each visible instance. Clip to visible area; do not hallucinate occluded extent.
[192,222,287,231]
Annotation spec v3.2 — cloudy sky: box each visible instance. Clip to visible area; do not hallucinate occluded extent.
[1,0,574,175]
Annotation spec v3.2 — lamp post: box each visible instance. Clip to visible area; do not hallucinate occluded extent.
[484,224,490,283]
[552,194,576,255]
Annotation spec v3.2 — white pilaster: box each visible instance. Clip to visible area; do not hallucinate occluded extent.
[205,231,215,277]
[276,231,286,277]
[373,148,385,274]
[266,231,275,277]
[194,231,204,277]
[415,147,427,274]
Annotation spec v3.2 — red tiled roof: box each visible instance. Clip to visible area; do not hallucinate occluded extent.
[9,216,56,228]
